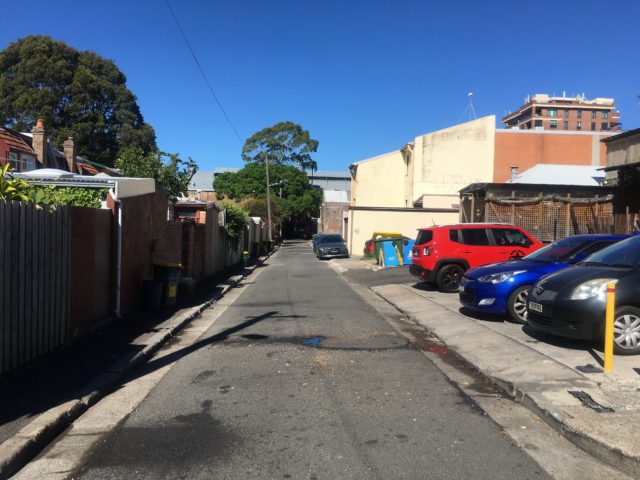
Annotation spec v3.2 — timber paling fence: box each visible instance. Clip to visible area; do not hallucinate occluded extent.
[0,201,70,375]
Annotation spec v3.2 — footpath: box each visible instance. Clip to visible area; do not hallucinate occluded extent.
[338,258,640,479]
[0,250,275,479]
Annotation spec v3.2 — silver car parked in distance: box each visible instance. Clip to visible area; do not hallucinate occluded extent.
[317,234,349,260]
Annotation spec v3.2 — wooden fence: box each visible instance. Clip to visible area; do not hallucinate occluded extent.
[0,201,70,375]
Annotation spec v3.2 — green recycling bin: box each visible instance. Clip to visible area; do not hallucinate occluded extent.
[372,237,404,264]
[152,262,182,307]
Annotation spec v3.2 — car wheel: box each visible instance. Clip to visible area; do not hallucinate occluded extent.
[436,264,464,293]
[507,285,532,324]
[613,306,640,355]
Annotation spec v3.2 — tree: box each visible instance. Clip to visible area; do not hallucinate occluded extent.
[241,121,318,171]
[116,146,197,202]
[219,200,250,250]
[214,162,321,226]
[0,35,156,166]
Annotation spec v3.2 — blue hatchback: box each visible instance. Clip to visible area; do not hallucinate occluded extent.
[458,234,628,324]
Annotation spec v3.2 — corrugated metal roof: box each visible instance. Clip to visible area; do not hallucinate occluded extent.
[311,171,350,179]
[507,164,605,186]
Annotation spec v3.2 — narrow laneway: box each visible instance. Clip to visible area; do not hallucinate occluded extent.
[70,241,549,479]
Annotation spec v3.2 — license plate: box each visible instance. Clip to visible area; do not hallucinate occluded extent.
[458,285,465,293]
[528,301,543,313]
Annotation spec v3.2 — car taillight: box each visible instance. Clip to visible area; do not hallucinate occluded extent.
[412,248,420,257]
[423,246,432,256]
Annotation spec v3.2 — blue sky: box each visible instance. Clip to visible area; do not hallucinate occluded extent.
[2,0,639,172]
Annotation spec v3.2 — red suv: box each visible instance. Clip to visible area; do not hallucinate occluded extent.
[410,223,543,292]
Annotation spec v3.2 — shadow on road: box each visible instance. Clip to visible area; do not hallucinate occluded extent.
[0,262,259,443]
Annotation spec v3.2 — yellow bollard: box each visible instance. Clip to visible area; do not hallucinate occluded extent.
[603,281,616,373]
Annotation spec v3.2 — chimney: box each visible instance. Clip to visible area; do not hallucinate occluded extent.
[510,166,519,182]
[31,119,46,166]
[63,137,76,173]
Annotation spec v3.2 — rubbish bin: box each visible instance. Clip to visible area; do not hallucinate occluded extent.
[379,240,402,267]
[373,237,404,264]
[403,239,415,264]
[152,262,182,308]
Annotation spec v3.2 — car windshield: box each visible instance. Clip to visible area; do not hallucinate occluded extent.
[319,235,344,244]
[581,235,640,268]
[523,237,599,263]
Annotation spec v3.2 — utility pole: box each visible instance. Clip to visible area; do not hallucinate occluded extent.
[264,153,273,245]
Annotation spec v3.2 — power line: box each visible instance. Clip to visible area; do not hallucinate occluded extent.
[165,0,243,143]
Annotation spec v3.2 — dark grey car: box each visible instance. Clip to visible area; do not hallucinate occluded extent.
[317,234,349,260]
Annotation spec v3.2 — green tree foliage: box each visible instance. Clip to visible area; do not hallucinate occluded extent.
[240,196,285,226]
[219,199,250,250]
[0,163,31,201]
[214,162,321,221]
[116,147,197,202]
[0,35,156,166]
[242,121,318,170]
[2,163,105,207]
[32,186,106,208]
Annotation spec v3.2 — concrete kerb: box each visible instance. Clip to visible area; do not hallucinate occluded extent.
[492,371,640,479]
[0,247,278,480]
[370,285,640,479]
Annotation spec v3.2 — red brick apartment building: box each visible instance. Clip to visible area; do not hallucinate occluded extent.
[502,93,621,132]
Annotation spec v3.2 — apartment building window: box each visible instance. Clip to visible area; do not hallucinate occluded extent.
[591,122,596,130]
[602,122,609,130]
[534,120,542,127]
[577,121,582,130]
[550,120,557,128]
[548,108,557,117]
[564,109,569,118]
[564,121,569,129]
[602,111,609,119]
[591,110,597,119]
[577,110,582,118]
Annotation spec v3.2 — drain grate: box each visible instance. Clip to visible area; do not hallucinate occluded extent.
[568,391,614,413]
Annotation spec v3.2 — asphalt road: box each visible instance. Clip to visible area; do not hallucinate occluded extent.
[70,241,549,480]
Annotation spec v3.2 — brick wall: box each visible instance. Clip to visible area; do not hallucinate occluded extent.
[108,190,178,316]
[494,131,610,182]
[320,202,349,235]
[69,206,113,337]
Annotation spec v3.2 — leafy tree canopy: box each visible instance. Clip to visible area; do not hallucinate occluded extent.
[241,121,318,170]
[116,146,197,202]
[240,196,285,226]
[219,199,250,250]
[214,162,321,220]
[0,35,156,166]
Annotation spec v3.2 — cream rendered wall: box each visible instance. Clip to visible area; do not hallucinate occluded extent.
[348,209,458,255]
[412,116,496,202]
[351,150,406,207]
[419,194,460,209]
